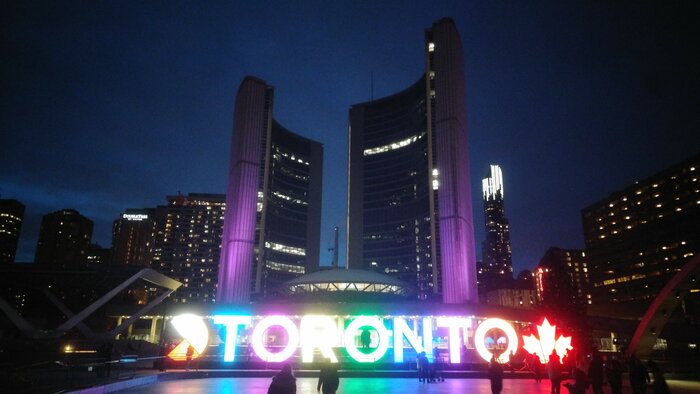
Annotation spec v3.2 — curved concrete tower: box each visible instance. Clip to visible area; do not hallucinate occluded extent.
[217,77,323,303]
[347,18,477,303]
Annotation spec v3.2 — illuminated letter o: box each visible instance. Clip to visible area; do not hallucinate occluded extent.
[344,316,390,362]
[251,316,299,362]
[474,318,519,363]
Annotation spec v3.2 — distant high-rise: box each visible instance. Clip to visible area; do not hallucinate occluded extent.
[85,243,111,266]
[152,193,225,303]
[479,164,513,292]
[535,248,590,310]
[35,209,93,268]
[0,199,25,264]
[582,153,700,304]
[346,18,477,303]
[217,77,323,303]
[112,209,157,266]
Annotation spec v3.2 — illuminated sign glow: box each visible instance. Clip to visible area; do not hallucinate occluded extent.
[300,315,339,363]
[344,316,390,362]
[473,318,519,364]
[214,315,252,362]
[167,314,209,361]
[521,318,572,363]
[122,213,149,221]
[251,316,299,362]
[393,317,432,363]
[166,314,572,364]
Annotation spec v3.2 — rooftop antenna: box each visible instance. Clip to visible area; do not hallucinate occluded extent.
[371,72,374,102]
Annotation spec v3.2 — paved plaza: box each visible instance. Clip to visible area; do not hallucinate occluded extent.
[115,376,700,394]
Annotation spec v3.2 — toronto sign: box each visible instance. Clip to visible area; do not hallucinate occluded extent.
[168,314,572,364]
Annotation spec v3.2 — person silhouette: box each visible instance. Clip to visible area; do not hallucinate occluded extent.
[488,355,504,394]
[268,364,297,394]
[360,328,371,349]
[416,351,430,383]
[547,351,562,394]
[185,345,194,371]
[317,359,340,394]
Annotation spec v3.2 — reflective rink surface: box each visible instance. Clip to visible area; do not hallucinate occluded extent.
[116,377,700,394]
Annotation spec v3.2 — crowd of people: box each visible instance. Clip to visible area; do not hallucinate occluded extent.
[509,350,669,394]
[268,351,670,394]
[261,349,670,394]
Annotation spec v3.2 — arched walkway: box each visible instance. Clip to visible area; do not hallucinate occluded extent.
[626,254,700,358]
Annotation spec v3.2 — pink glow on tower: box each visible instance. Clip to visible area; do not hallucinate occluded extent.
[217,77,270,304]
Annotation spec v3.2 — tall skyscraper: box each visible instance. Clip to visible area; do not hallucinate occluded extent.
[346,18,477,303]
[479,164,513,291]
[0,199,24,264]
[217,77,323,303]
[582,153,700,304]
[112,209,157,266]
[152,193,225,303]
[35,209,93,268]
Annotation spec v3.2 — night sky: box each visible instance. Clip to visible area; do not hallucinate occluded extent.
[2,1,699,274]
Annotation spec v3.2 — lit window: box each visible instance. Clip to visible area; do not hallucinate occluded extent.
[265,241,306,256]
[363,133,425,156]
[428,42,435,52]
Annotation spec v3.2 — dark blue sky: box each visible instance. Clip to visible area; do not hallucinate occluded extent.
[2,1,699,274]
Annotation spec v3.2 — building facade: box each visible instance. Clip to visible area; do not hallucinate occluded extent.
[485,288,537,310]
[479,164,514,293]
[217,77,323,303]
[35,209,93,268]
[346,18,477,303]
[582,153,700,304]
[535,248,590,309]
[152,194,225,303]
[112,209,157,266]
[0,199,24,264]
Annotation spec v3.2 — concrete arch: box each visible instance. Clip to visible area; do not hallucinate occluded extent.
[627,254,700,358]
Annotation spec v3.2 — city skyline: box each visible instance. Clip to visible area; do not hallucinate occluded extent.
[2,2,699,274]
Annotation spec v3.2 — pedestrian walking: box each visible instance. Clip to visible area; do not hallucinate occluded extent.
[416,351,430,383]
[317,359,339,394]
[564,367,590,394]
[185,345,194,371]
[588,353,604,394]
[629,356,650,394]
[268,364,297,394]
[488,355,504,394]
[547,351,563,394]
[606,356,623,394]
[532,354,544,383]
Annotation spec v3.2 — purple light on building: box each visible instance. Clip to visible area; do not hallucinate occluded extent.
[217,77,323,303]
[217,77,270,304]
[430,19,478,303]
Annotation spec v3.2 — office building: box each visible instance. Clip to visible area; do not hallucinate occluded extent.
[152,194,225,303]
[35,209,93,268]
[85,243,111,266]
[346,18,477,303]
[485,288,537,310]
[581,153,700,304]
[217,77,323,303]
[479,165,513,292]
[535,248,590,310]
[0,199,24,264]
[112,209,157,266]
